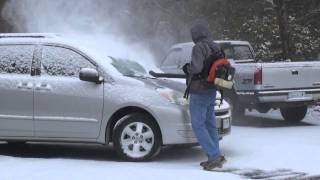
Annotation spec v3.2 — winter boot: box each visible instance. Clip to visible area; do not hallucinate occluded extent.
[200,155,227,167]
[200,161,207,167]
[202,156,227,170]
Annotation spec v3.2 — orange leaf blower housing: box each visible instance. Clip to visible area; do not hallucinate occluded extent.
[207,59,230,82]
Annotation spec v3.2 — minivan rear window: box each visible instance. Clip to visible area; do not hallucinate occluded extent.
[0,45,33,74]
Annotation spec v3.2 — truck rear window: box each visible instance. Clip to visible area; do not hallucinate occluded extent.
[223,45,254,60]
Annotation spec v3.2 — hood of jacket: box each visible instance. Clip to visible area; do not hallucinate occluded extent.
[190,22,212,43]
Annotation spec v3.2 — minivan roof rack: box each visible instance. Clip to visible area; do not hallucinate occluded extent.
[0,33,60,39]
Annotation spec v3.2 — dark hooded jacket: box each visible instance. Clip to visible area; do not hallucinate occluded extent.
[187,23,223,94]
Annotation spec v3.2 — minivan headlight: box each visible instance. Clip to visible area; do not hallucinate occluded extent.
[156,88,189,106]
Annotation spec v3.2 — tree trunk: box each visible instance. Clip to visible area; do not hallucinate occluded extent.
[274,0,290,60]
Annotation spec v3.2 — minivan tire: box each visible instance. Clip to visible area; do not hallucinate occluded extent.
[113,113,161,161]
[280,106,308,123]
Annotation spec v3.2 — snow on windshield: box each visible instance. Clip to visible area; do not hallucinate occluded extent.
[58,34,163,76]
[109,56,147,76]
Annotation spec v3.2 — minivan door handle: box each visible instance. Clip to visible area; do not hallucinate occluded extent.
[291,70,299,75]
[17,82,33,90]
[35,83,52,91]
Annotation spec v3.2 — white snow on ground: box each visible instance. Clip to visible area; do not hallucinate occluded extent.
[225,109,320,174]
[0,145,238,180]
[0,107,319,180]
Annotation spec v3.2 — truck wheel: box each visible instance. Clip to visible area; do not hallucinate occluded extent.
[113,113,161,161]
[280,106,308,123]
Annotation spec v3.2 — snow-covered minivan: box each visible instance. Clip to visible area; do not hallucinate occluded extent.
[0,33,231,161]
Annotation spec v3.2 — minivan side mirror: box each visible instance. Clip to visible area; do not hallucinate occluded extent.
[79,68,103,84]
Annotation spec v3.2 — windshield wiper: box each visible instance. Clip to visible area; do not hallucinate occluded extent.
[124,73,149,79]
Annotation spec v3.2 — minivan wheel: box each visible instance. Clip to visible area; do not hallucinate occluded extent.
[113,113,161,161]
[280,106,308,123]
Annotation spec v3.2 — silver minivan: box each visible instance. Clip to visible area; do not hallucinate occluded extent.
[0,33,231,161]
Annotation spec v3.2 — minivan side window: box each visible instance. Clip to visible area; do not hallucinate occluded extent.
[41,46,96,77]
[0,45,33,74]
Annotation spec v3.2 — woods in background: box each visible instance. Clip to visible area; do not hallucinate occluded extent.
[0,0,319,62]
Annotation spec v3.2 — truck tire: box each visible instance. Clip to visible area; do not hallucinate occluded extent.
[280,106,308,123]
[113,113,162,161]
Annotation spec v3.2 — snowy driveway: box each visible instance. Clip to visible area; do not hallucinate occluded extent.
[0,108,319,180]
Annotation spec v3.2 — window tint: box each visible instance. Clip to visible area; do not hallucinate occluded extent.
[0,45,33,74]
[162,48,182,66]
[41,46,96,77]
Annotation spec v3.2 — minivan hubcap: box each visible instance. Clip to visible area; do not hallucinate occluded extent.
[120,122,154,158]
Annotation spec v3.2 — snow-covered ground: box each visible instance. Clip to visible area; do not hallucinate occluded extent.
[0,107,319,180]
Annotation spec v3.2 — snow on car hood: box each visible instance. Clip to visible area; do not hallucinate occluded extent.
[150,77,222,99]
[103,56,222,98]
[125,76,222,99]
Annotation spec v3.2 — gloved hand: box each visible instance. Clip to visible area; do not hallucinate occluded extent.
[182,63,190,75]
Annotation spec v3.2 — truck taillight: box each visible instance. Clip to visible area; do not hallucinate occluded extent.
[254,68,262,85]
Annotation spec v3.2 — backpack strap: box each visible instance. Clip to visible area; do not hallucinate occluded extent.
[204,42,212,55]
[219,89,223,107]
[183,75,193,99]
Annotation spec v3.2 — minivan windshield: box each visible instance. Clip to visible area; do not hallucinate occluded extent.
[109,56,150,78]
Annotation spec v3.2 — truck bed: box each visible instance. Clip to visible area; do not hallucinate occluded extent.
[260,61,320,90]
[234,61,320,104]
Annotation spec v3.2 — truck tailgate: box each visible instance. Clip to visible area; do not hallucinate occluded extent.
[261,61,320,90]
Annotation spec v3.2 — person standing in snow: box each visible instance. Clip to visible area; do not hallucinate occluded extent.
[183,21,226,170]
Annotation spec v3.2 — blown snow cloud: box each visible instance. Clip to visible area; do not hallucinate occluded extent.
[2,0,157,69]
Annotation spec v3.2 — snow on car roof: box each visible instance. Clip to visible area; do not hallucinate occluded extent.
[170,40,250,50]
[0,33,60,38]
[0,33,108,60]
[0,33,121,76]
[0,33,163,81]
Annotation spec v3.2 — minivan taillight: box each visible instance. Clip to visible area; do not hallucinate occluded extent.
[254,68,262,85]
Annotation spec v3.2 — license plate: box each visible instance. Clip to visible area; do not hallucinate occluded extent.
[222,118,230,129]
[288,91,306,99]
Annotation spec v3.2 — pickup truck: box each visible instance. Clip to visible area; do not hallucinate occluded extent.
[159,41,320,123]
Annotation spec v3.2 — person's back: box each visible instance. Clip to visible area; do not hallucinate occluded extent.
[185,22,225,93]
[184,22,226,170]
